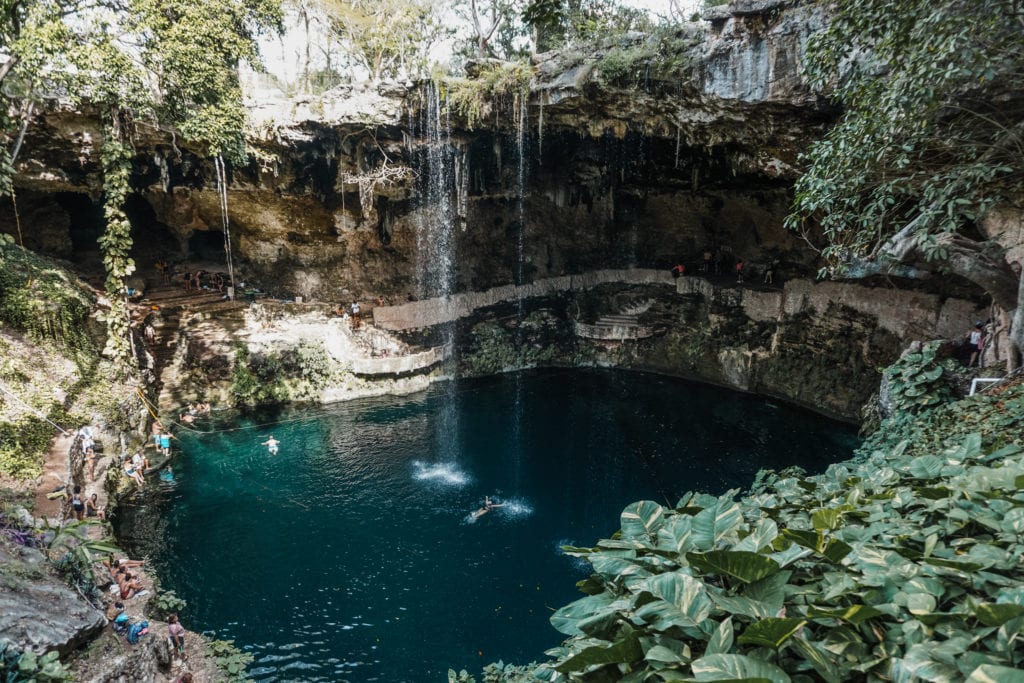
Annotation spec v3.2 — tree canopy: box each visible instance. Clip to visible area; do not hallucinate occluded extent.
[0,0,282,368]
[786,0,1024,360]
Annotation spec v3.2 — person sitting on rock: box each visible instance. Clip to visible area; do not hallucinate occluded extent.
[86,493,105,520]
[123,456,145,488]
[118,572,143,600]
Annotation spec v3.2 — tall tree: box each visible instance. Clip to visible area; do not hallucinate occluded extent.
[458,0,520,59]
[0,0,282,370]
[786,0,1024,365]
[317,0,450,81]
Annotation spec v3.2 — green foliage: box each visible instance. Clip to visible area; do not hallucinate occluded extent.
[0,410,62,480]
[317,0,451,82]
[148,588,188,621]
[296,340,332,390]
[884,341,955,415]
[230,344,290,406]
[98,130,136,374]
[0,0,282,191]
[861,380,1024,461]
[49,521,121,601]
[208,639,254,680]
[785,0,1024,279]
[445,61,534,129]
[520,386,1024,681]
[0,240,97,360]
[0,641,72,683]
[594,27,701,89]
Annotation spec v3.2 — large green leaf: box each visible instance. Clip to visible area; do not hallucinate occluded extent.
[690,653,791,683]
[733,519,779,553]
[691,497,743,551]
[657,515,695,554]
[706,617,734,655]
[550,594,620,636]
[621,500,666,540]
[554,631,643,673]
[781,529,852,563]
[811,508,844,531]
[790,637,841,683]
[635,573,712,632]
[965,665,1024,683]
[737,618,806,649]
[806,605,884,625]
[973,603,1024,627]
[686,551,781,584]
[908,455,944,479]
[589,554,651,583]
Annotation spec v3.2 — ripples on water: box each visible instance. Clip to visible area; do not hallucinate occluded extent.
[116,370,857,682]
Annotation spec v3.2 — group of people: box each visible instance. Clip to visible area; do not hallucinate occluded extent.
[104,556,146,600]
[67,485,106,521]
[179,401,211,425]
[103,566,189,672]
[671,251,780,286]
[334,300,364,328]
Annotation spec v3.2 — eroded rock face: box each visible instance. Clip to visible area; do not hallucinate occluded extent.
[2,0,843,305]
[0,546,106,655]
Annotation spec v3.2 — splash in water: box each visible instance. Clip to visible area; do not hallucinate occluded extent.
[497,497,533,519]
[411,460,470,487]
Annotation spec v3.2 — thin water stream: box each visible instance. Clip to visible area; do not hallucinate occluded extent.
[115,369,857,682]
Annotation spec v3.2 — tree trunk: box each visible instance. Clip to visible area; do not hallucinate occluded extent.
[852,222,1022,369]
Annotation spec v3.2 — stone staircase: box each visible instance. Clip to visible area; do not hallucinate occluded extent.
[136,286,245,393]
[575,312,654,341]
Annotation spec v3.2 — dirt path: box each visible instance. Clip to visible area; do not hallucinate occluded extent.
[33,433,73,521]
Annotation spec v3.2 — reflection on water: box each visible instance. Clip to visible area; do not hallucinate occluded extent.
[115,369,857,682]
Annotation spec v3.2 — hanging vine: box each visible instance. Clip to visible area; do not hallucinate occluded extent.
[98,117,136,374]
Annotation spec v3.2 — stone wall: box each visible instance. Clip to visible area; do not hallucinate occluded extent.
[439,271,987,420]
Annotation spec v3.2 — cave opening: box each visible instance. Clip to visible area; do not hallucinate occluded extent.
[186,229,227,263]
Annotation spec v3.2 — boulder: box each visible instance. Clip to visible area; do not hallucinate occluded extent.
[0,545,106,655]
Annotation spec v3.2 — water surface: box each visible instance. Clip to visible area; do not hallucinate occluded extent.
[116,369,857,682]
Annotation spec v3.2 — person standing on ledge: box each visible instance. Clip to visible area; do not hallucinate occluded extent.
[735,258,746,284]
[168,613,187,661]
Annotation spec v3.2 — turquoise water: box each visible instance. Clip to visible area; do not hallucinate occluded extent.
[115,369,857,682]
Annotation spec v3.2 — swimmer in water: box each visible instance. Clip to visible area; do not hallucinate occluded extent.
[262,435,280,455]
[471,495,505,520]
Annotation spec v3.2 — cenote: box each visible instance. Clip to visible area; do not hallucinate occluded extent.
[114,369,857,682]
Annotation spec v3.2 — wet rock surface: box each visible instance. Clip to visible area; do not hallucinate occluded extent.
[0,545,106,655]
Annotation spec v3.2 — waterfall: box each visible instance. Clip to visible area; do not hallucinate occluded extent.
[414,83,462,465]
[415,84,458,301]
[214,155,236,299]
[511,95,530,493]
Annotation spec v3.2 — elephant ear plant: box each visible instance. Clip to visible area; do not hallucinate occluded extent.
[528,419,1024,682]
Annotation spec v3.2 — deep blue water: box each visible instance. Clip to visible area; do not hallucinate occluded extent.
[115,369,857,682]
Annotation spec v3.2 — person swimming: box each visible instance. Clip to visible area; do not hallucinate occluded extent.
[262,435,280,455]
[471,495,505,520]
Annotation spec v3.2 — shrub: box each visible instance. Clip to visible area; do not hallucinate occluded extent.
[208,639,253,681]
[884,340,955,415]
[445,62,534,129]
[0,641,72,682]
[504,383,1024,682]
[230,345,289,406]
